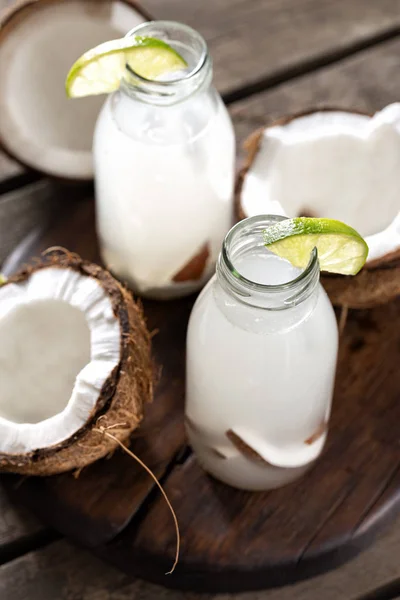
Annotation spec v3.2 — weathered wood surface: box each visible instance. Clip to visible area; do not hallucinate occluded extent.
[3,37,400,264]
[145,0,400,96]
[3,196,400,592]
[1,198,189,549]
[2,517,400,600]
[101,303,400,591]
[0,489,42,551]
[0,0,400,597]
[0,181,58,265]
[0,154,22,185]
[3,0,400,183]
[231,36,400,150]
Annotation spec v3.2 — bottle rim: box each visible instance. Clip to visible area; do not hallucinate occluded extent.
[125,20,209,86]
[217,215,320,309]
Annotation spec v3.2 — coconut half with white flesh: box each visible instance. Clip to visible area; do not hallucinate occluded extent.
[0,0,149,180]
[237,104,400,308]
[0,249,152,476]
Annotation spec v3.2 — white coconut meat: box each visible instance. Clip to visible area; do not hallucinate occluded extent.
[241,103,400,264]
[0,267,121,454]
[0,0,146,180]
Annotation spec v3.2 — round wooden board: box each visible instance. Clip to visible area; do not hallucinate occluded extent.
[2,195,400,593]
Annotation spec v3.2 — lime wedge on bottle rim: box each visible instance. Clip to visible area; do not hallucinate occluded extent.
[66,36,188,98]
[263,218,369,275]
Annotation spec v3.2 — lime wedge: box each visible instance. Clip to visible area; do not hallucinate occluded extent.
[0,274,6,285]
[66,36,188,98]
[263,218,369,275]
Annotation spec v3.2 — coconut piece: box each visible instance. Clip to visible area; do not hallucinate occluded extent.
[0,0,148,180]
[172,243,210,283]
[226,429,273,467]
[304,421,327,445]
[0,248,152,476]
[237,104,400,307]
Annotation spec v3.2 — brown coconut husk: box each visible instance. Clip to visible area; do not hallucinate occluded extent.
[322,264,400,309]
[236,108,400,308]
[226,429,273,467]
[0,248,153,476]
[172,243,210,282]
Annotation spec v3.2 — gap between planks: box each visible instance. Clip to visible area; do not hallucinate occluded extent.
[222,22,400,104]
[352,462,400,538]
[0,445,191,569]
[112,443,193,539]
[355,579,400,600]
[0,528,60,567]
[3,5,400,577]
[297,461,400,565]
[3,19,400,199]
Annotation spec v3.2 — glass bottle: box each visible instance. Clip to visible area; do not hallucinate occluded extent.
[185,215,339,491]
[94,21,235,299]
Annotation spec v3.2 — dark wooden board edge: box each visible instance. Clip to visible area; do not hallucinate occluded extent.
[89,461,400,593]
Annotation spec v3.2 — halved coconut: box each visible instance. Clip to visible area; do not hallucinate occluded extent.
[0,248,152,476]
[0,0,150,180]
[237,104,400,307]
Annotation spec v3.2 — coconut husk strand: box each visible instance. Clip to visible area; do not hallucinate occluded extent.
[0,248,152,476]
[236,106,400,308]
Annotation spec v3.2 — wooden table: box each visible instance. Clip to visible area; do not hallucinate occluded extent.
[2,0,400,598]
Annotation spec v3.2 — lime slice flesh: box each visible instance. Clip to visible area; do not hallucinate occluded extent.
[66,36,188,98]
[263,218,369,275]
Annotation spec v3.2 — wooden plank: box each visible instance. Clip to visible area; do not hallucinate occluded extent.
[145,0,400,95]
[1,197,189,548]
[101,301,400,591]
[0,483,42,550]
[8,189,400,591]
[0,181,57,266]
[0,154,23,185]
[93,38,400,592]
[2,0,400,184]
[230,36,400,151]
[1,516,400,600]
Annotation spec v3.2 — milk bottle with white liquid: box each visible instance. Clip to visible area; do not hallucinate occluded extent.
[185,216,339,491]
[93,21,235,299]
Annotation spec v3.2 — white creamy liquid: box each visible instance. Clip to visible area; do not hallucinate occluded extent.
[186,251,338,490]
[94,87,235,299]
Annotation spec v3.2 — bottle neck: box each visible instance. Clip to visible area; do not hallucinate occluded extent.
[120,20,212,106]
[215,216,320,332]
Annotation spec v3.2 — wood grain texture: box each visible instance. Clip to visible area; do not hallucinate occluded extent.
[3,198,400,592]
[1,198,189,548]
[144,0,400,95]
[112,302,400,592]
[2,519,400,600]
[2,0,400,185]
[0,181,60,266]
[231,36,400,152]
[1,1,400,595]
[0,154,23,186]
[0,487,42,550]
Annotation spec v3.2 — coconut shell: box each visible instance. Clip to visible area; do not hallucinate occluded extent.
[237,108,400,308]
[226,429,273,466]
[172,243,210,283]
[0,248,153,476]
[322,265,400,309]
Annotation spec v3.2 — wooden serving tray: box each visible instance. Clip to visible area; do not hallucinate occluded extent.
[2,195,400,593]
